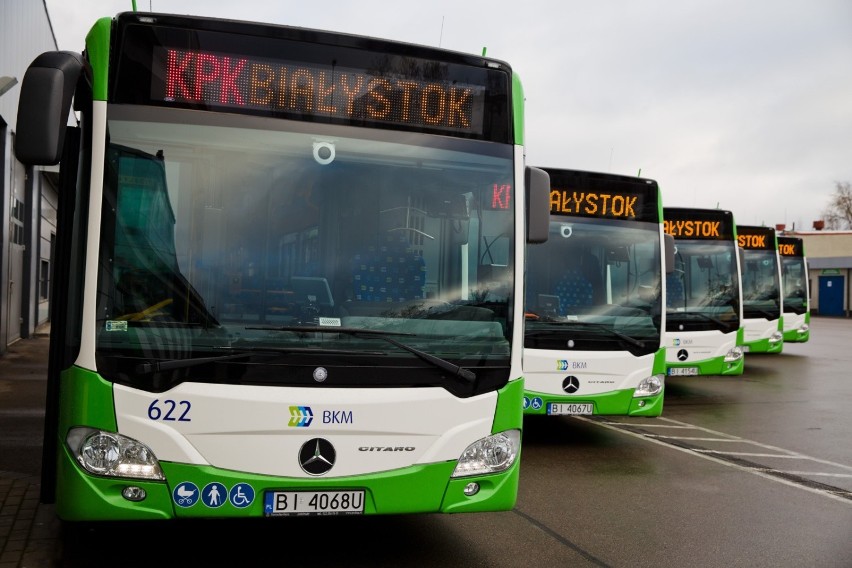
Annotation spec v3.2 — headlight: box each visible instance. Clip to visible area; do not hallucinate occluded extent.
[451,430,520,478]
[634,374,664,397]
[724,346,744,362]
[769,331,783,343]
[798,324,809,333]
[67,428,164,480]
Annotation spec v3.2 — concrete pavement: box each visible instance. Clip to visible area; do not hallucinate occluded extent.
[0,329,62,568]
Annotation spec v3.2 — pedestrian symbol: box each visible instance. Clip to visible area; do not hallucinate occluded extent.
[523,397,531,409]
[202,482,228,508]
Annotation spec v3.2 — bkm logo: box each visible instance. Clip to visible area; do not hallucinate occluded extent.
[288,406,313,427]
[672,338,681,346]
[557,360,570,371]
[563,376,580,393]
[677,349,689,361]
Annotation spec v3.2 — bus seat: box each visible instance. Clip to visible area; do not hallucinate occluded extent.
[351,236,426,302]
[555,269,594,312]
[666,273,685,308]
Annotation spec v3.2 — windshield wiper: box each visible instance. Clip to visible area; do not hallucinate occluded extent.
[668,310,728,327]
[743,306,779,319]
[526,320,645,349]
[247,325,477,391]
[133,345,386,375]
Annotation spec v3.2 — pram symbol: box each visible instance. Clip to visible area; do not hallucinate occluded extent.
[173,482,199,507]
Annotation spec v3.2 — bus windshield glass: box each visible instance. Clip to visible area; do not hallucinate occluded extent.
[666,240,740,332]
[781,255,808,314]
[741,249,781,319]
[95,106,515,392]
[525,216,662,355]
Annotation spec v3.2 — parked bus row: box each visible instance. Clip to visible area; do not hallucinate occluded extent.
[523,184,811,420]
[13,10,809,523]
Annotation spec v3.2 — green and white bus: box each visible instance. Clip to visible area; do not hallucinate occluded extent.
[737,225,783,354]
[15,12,550,520]
[523,169,668,417]
[778,236,811,342]
[663,208,744,376]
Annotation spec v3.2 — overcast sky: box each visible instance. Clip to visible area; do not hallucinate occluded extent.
[43,0,852,231]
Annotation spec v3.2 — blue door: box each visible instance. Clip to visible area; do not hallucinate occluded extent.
[818,275,844,316]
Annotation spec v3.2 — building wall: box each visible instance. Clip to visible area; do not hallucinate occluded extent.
[786,230,852,317]
[1,0,58,352]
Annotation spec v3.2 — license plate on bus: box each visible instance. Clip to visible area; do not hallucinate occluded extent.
[548,403,593,415]
[668,367,699,376]
[264,490,365,516]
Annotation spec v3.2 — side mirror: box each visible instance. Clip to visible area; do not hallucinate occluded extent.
[14,51,85,165]
[525,166,550,243]
[664,234,675,274]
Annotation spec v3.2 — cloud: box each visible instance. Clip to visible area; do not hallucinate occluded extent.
[44,0,852,229]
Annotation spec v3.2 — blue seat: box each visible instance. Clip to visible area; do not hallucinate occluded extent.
[351,236,426,302]
[555,269,594,313]
[667,273,685,308]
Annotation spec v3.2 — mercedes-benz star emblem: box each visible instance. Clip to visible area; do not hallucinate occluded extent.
[298,438,336,476]
[562,375,580,394]
[677,349,689,361]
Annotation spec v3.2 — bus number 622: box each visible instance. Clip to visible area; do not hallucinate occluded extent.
[147,399,192,422]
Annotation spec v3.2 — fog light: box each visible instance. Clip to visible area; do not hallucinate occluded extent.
[463,482,480,496]
[637,400,646,408]
[122,486,147,502]
[798,324,809,333]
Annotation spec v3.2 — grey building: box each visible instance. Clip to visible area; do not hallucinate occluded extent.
[782,227,852,318]
[1,1,60,353]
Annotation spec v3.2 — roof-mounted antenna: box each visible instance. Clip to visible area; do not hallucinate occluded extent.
[482,47,487,56]
[439,16,445,47]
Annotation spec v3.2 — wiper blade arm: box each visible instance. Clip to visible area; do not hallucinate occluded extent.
[245,325,477,395]
[135,352,251,375]
[669,311,728,327]
[527,321,644,348]
[134,345,386,375]
[366,334,477,384]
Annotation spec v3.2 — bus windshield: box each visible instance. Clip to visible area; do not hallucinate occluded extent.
[524,216,662,356]
[666,240,740,332]
[95,106,515,392]
[781,255,808,314]
[741,249,781,319]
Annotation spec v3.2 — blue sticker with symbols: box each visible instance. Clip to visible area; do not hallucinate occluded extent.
[201,482,228,508]
[531,397,543,411]
[173,481,200,507]
[229,483,255,508]
[523,396,531,410]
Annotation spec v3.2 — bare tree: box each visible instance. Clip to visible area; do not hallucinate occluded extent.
[822,181,852,230]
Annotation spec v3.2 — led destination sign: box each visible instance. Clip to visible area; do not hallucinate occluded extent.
[737,226,776,250]
[152,48,485,135]
[663,209,735,240]
[542,169,658,223]
[778,237,804,257]
[550,189,641,219]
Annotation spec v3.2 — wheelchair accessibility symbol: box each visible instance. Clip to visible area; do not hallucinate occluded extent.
[530,397,543,410]
[173,482,200,508]
[229,483,255,508]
